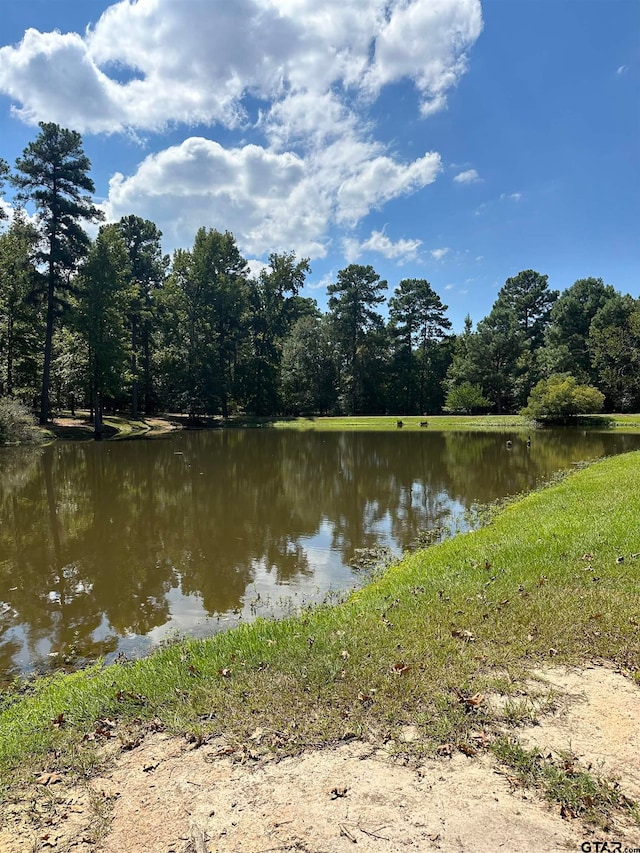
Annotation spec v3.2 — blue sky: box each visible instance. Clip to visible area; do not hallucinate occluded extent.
[0,0,638,330]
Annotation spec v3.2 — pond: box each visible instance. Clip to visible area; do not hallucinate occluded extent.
[1,428,638,680]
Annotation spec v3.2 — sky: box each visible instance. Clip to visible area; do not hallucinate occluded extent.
[0,0,638,330]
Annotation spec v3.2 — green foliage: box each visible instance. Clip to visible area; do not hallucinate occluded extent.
[445,381,489,414]
[280,315,337,413]
[3,125,640,424]
[114,215,167,416]
[0,396,40,444]
[160,229,248,418]
[76,225,131,434]
[540,277,617,384]
[12,122,104,423]
[243,252,313,414]
[587,294,640,412]
[0,158,8,220]
[521,373,605,421]
[0,211,43,401]
[388,278,452,413]
[327,264,387,414]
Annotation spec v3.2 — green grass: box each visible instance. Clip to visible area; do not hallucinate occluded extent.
[1,451,639,828]
[37,411,640,442]
[238,412,640,432]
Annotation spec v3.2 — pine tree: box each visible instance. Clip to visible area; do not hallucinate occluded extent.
[12,123,103,423]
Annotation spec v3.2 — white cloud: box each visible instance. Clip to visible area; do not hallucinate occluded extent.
[453,168,480,184]
[500,192,522,202]
[444,283,454,290]
[307,271,335,292]
[343,229,422,262]
[336,150,441,224]
[616,64,628,76]
[102,136,438,258]
[363,0,483,115]
[0,0,483,262]
[430,247,450,260]
[245,259,271,279]
[0,0,483,133]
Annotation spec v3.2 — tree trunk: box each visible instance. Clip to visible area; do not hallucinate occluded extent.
[131,316,138,419]
[6,314,13,397]
[94,390,103,440]
[40,259,56,424]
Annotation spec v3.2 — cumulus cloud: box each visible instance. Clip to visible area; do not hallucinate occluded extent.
[500,192,522,202]
[0,0,483,261]
[453,168,481,184]
[0,0,483,133]
[343,229,422,262]
[102,135,437,258]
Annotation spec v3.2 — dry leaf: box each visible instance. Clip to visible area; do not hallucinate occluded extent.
[390,661,411,676]
[451,629,475,642]
[457,691,484,708]
[341,650,350,660]
[36,773,63,786]
[330,786,348,799]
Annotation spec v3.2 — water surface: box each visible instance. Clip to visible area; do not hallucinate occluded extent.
[1,428,638,679]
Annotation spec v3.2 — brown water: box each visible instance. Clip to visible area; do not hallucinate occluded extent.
[1,428,638,679]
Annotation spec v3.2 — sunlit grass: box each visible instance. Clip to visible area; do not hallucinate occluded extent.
[1,451,639,828]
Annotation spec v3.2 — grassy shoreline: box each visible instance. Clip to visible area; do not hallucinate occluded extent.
[1,450,639,828]
[36,411,640,442]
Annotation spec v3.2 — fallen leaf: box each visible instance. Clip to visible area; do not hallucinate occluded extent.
[390,661,411,676]
[470,731,490,747]
[451,629,475,642]
[330,786,348,799]
[436,743,454,757]
[341,650,350,660]
[457,691,484,708]
[36,773,63,786]
[51,713,65,728]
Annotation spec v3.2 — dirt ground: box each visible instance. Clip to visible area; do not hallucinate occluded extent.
[1,665,638,853]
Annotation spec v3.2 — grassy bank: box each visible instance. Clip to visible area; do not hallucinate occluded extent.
[36,411,640,442]
[1,451,639,826]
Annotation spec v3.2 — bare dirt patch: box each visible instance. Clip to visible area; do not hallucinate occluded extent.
[1,665,638,852]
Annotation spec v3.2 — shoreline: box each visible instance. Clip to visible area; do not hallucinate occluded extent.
[1,450,639,845]
[35,411,640,444]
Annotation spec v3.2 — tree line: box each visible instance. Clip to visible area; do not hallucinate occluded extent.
[1,122,638,436]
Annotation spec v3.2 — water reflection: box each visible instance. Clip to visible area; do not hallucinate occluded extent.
[1,429,638,679]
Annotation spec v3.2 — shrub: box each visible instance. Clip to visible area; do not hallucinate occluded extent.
[0,397,40,444]
[520,374,604,422]
[444,381,490,414]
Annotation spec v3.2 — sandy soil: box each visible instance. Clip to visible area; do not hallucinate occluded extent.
[1,665,638,853]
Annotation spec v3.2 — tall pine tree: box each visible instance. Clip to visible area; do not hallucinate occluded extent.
[12,123,103,423]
